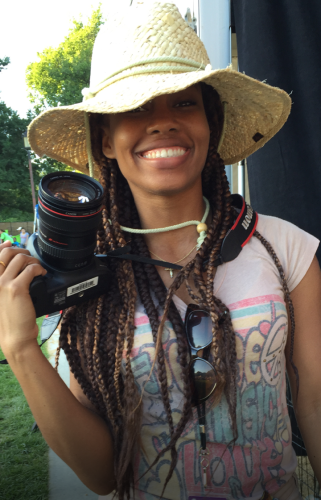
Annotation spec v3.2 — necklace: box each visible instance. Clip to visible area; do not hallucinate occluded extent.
[150,242,198,278]
[119,196,210,250]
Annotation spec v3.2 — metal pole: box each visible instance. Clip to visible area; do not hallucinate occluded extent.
[237,160,245,198]
[197,0,232,190]
[27,150,36,210]
[198,0,231,69]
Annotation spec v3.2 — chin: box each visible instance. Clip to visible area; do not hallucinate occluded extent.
[145,185,192,197]
[145,175,201,196]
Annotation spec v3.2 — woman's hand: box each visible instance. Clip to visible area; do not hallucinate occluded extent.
[0,240,47,359]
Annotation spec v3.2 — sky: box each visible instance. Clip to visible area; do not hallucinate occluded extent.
[0,0,195,118]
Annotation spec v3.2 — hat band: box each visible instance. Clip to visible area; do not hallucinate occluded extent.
[82,56,209,101]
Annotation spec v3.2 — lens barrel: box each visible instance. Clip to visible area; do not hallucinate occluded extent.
[37,172,104,270]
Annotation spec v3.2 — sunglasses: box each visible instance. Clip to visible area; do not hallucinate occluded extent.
[185,304,217,407]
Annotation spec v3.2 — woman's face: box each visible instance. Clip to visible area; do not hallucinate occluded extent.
[102,85,210,198]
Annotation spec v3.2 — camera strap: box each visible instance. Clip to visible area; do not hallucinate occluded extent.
[102,194,258,270]
[101,247,183,270]
[215,193,258,266]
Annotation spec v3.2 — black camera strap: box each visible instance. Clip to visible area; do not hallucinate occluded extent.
[99,247,182,270]
[215,193,258,266]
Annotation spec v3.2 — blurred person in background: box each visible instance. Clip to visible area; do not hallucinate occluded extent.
[17,227,29,248]
[0,229,13,244]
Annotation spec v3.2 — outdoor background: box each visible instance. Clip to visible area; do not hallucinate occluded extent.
[0,0,195,226]
[0,3,195,500]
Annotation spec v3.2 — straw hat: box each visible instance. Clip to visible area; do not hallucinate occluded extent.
[28,1,291,176]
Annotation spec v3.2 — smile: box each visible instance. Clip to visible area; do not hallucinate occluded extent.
[140,147,188,159]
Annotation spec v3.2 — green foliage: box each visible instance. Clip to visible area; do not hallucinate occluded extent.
[0,57,10,72]
[0,318,49,500]
[0,101,71,221]
[0,101,33,214]
[26,8,104,112]
[1,8,104,221]
[0,207,34,223]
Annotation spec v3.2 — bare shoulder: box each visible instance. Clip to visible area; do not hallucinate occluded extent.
[285,256,321,412]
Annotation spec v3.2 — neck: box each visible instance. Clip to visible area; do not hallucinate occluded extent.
[131,185,208,261]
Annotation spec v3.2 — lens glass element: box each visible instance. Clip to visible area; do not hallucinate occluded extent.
[190,359,216,404]
[47,179,96,203]
[186,310,212,349]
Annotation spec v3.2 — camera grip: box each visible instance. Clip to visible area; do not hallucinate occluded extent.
[29,275,49,317]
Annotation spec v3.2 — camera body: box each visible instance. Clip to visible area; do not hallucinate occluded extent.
[28,234,112,318]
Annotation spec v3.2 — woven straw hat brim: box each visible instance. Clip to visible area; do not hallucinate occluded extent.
[28,67,291,175]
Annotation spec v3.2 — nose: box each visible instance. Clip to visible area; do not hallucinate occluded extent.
[146,96,179,135]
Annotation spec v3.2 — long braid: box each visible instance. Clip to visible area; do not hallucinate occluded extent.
[254,230,299,397]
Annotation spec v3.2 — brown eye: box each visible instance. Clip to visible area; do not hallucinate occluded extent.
[175,100,196,107]
[129,106,146,113]
[128,100,152,113]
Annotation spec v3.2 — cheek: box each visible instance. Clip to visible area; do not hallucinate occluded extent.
[193,111,210,141]
[194,118,210,160]
[112,125,140,163]
[114,131,132,155]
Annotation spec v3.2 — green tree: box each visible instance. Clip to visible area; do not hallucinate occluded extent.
[0,57,10,73]
[0,7,104,223]
[0,57,67,222]
[0,102,34,220]
[26,8,104,113]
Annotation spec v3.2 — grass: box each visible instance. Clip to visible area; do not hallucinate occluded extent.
[0,317,50,500]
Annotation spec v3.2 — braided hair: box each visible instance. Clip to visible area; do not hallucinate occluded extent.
[56,83,298,499]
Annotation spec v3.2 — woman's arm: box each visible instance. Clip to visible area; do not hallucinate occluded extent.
[0,243,115,495]
[285,255,321,483]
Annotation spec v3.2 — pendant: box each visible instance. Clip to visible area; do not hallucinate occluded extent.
[165,268,174,278]
[199,447,210,488]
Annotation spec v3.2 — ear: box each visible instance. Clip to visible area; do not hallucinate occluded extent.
[101,125,116,159]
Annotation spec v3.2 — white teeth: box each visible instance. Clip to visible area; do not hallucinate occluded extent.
[143,148,186,158]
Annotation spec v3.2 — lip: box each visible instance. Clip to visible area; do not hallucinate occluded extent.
[135,138,191,155]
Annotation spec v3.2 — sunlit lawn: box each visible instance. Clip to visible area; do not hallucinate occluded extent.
[0,317,49,500]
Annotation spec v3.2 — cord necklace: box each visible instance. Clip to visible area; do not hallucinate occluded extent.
[120,197,210,250]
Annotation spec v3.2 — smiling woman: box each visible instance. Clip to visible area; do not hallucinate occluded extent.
[1,2,321,500]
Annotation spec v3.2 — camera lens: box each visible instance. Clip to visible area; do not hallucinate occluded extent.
[37,172,104,270]
[47,178,96,203]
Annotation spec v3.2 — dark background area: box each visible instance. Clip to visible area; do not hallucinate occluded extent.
[232,0,321,262]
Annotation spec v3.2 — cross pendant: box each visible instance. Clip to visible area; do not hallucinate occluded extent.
[165,268,174,278]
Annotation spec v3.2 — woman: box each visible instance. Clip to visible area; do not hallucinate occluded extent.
[1,3,321,500]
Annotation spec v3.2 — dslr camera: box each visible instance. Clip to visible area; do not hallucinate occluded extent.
[27,171,113,318]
